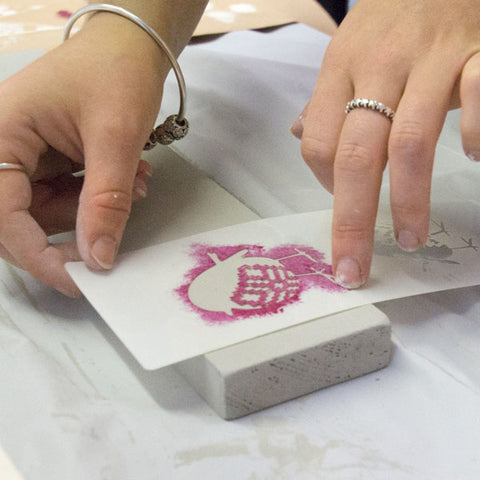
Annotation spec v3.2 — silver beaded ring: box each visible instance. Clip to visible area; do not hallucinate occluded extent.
[63,3,189,150]
[345,98,395,121]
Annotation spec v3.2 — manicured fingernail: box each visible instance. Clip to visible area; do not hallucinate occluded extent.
[467,152,478,162]
[397,230,419,252]
[335,258,363,289]
[91,236,117,270]
[290,114,304,139]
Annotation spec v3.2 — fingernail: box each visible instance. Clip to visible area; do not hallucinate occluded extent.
[290,114,304,139]
[137,160,153,178]
[335,258,363,289]
[467,152,478,162]
[134,186,147,198]
[133,177,148,199]
[91,236,117,270]
[142,162,153,177]
[397,230,419,252]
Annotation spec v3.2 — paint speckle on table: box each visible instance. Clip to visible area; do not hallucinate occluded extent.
[56,10,72,19]
[177,243,345,323]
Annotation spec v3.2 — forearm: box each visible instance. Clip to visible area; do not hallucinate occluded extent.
[87,0,208,56]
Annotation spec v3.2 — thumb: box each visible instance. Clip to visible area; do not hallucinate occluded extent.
[76,123,146,270]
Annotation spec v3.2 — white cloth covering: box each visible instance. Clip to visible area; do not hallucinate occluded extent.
[0,25,479,480]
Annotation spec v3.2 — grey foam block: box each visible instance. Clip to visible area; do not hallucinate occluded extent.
[176,304,392,419]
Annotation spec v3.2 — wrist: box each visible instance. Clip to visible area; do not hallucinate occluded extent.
[64,4,191,149]
[86,1,207,57]
[87,1,167,32]
[78,11,171,81]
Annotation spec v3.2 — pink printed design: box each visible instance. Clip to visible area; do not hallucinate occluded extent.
[176,244,345,323]
[231,264,300,308]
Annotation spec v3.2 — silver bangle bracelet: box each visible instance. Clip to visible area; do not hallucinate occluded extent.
[63,3,189,150]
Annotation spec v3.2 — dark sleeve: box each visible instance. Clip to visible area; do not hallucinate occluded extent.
[316,0,348,25]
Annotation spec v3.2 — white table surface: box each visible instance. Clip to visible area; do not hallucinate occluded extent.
[0,25,479,480]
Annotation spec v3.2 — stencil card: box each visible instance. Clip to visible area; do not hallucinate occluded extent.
[67,202,480,369]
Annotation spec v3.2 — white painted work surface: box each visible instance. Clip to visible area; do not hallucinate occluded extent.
[0,25,479,480]
[0,444,23,480]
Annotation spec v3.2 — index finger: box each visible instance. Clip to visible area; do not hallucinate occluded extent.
[0,171,81,297]
[332,98,395,288]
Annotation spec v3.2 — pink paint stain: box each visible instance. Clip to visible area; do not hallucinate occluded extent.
[56,10,72,19]
[176,244,345,324]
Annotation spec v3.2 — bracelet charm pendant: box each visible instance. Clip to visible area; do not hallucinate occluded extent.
[144,115,189,149]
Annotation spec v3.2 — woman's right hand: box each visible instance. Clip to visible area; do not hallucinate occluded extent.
[0,12,167,296]
[294,0,480,288]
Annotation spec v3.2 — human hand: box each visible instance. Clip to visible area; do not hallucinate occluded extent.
[291,0,480,288]
[0,13,165,296]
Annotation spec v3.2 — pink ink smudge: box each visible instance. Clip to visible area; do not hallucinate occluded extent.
[56,10,72,19]
[176,244,345,324]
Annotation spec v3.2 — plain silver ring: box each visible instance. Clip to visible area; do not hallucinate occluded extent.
[0,163,26,173]
[345,98,395,120]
